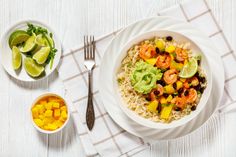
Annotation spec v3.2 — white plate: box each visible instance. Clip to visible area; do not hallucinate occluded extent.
[99,16,224,141]
[0,20,61,82]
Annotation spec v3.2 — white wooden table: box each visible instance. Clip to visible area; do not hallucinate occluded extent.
[0,0,235,156]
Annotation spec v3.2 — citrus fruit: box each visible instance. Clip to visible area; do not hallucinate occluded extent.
[12,46,22,70]
[20,34,37,53]
[33,47,50,64]
[9,30,30,48]
[179,58,198,78]
[24,57,44,77]
[35,34,54,47]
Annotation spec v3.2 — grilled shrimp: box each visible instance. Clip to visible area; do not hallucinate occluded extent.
[175,47,188,62]
[156,54,171,69]
[163,69,178,84]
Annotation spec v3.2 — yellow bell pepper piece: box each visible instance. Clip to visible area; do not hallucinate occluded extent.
[160,104,173,120]
[147,100,158,112]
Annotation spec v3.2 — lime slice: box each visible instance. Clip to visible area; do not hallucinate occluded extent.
[9,30,30,49]
[33,47,50,64]
[12,46,22,70]
[24,57,44,77]
[179,58,198,78]
[35,34,54,47]
[20,34,37,53]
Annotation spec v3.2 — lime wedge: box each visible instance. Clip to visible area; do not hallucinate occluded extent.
[24,57,44,77]
[35,34,54,47]
[33,47,50,64]
[179,58,198,78]
[20,34,37,53]
[12,46,22,70]
[9,30,30,49]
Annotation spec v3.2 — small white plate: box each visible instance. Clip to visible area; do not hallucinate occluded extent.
[99,16,224,141]
[0,20,61,82]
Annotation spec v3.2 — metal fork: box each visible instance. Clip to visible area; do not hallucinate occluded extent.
[84,35,95,130]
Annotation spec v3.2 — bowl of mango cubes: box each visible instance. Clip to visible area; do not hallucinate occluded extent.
[31,93,70,134]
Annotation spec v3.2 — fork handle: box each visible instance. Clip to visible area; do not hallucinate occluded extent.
[86,70,95,130]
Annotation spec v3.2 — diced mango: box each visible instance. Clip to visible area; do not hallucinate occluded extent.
[146,58,157,65]
[32,96,68,131]
[44,110,53,117]
[53,120,63,128]
[34,119,44,127]
[180,78,186,82]
[164,84,175,94]
[155,39,165,51]
[160,105,173,120]
[170,61,183,71]
[176,81,183,90]
[147,100,158,112]
[61,111,67,120]
[60,106,67,112]
[54,109,61,118]
[160,97,167,104]
[44,102,53,110]
[165,45,175,53]
[166,95,173,102]
[48,124,58,130]
[52,102,60,109]
[32,107,39,118]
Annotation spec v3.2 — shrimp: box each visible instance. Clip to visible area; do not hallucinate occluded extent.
[139,44,156,60]
[172,96,186,109]
[157,84,164,96]
[156,54,171,69]
[185,88,198,103]
[175,47,188,62]
[163,69,178,84]
[189,77,199,86]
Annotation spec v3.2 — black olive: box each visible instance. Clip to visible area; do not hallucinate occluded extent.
[166,36,173,41]
[194,72,200,78]
[173,82,177,89]
[191,105,196,111]
[163,93,169,98]
[154,90,160,95]
[155,47,160,54]
[184,90,189,96]
[175,107,181,111]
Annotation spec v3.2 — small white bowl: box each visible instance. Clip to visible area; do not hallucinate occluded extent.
[30,93,70,134]
[113,30,212,129]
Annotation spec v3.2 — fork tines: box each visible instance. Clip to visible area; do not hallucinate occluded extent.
[84,36,95,60]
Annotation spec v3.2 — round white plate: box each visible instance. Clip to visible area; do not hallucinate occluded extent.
[0,20,61,82]
[99,16,225,141]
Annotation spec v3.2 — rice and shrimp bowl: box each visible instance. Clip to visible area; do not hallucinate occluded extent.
[116,31,210,125]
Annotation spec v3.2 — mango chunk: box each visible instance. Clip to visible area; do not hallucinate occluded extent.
[165,45,175,53]
[45,110,53,117]
[53,120,63,128]
[60,106,67,112]
[34,119,44,127]
[52,102,60,109]
[146,58,157,66]
[48,124,58,130]
[61,111,67,119]
[32,107,39,118]
[54,109,61,118]
[44,102,53,110]
[160,105,173,120]
[147,100,158,112]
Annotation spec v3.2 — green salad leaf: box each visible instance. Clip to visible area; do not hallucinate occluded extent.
[130,61,163,94]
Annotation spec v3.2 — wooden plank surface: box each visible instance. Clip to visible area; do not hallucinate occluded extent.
[0,0,235,157]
